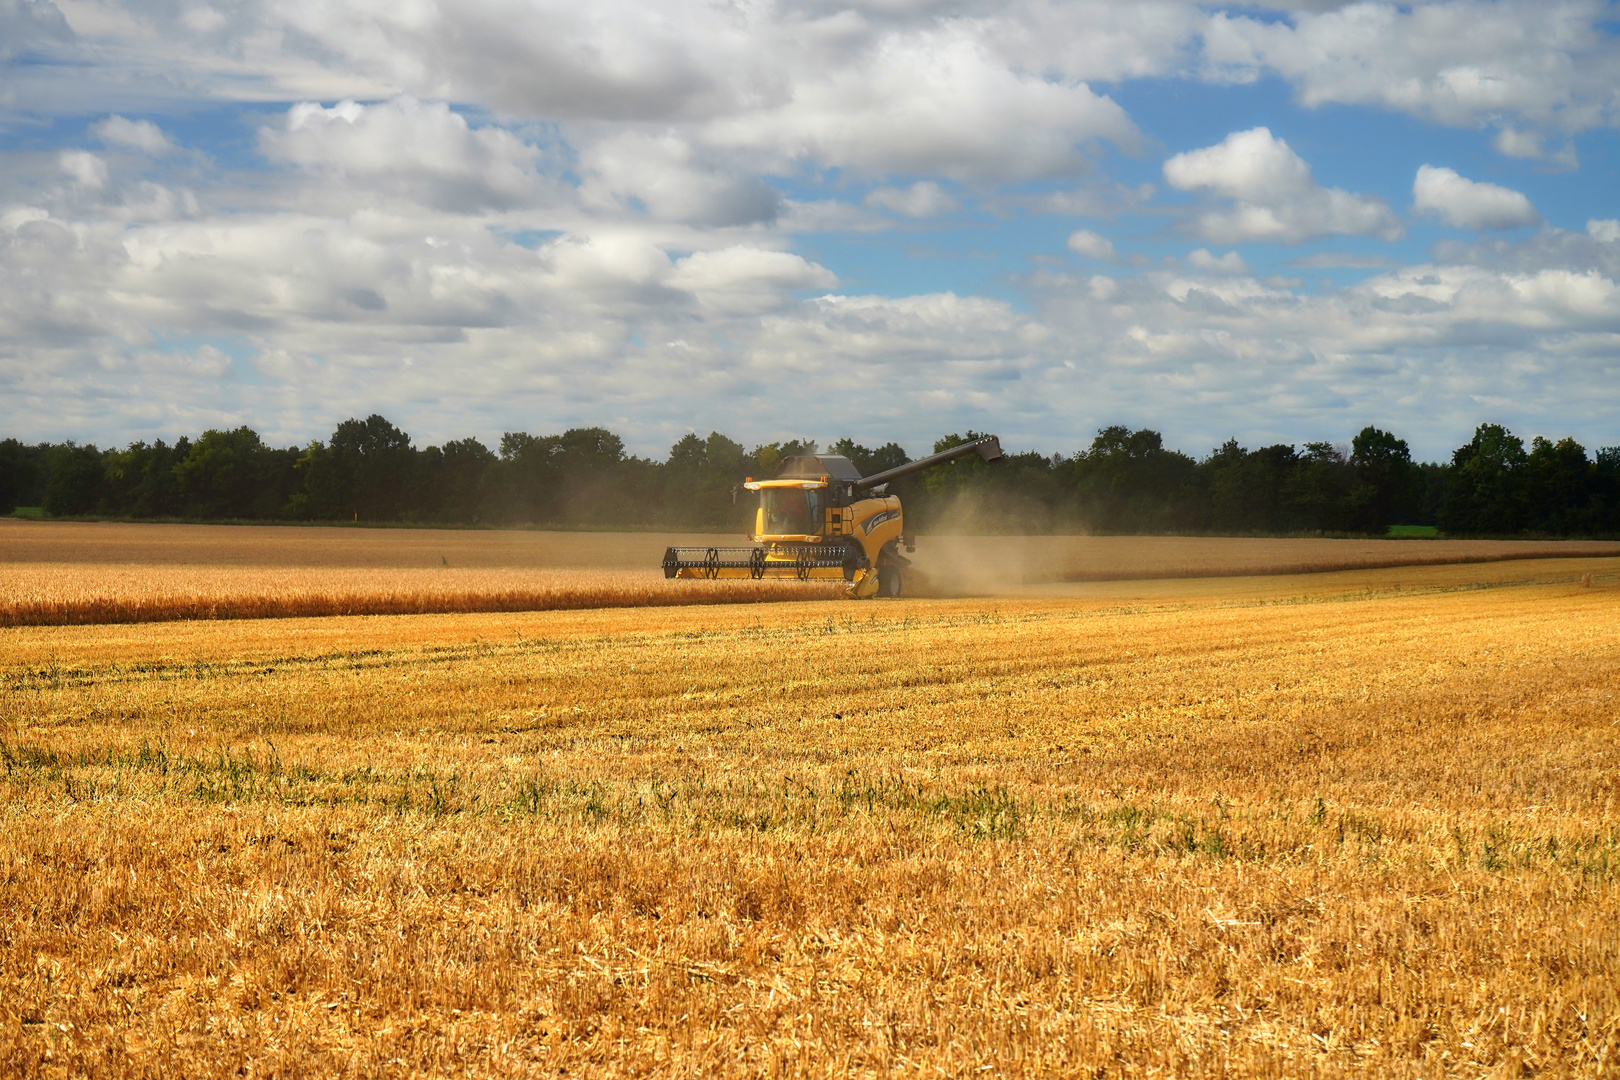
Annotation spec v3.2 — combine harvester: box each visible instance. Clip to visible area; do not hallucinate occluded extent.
[662,435,1002,597]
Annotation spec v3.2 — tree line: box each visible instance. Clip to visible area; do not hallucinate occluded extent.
[1,416,1616,536]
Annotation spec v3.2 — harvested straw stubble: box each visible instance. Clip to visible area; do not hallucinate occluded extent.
[2,562,1618,1077]
[0,566,843,627]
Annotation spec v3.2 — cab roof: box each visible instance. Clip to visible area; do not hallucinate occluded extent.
[776,454,863,482]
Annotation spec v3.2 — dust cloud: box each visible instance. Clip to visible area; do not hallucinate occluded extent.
[901,532,1620,598]
[904,537,1048,597]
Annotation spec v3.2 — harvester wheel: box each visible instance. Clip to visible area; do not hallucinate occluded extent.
[878,565,903,597]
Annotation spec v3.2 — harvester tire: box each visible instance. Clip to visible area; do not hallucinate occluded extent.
[878,565,903,597]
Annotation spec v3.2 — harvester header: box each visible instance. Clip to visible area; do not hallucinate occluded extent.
[662,434,1002,598]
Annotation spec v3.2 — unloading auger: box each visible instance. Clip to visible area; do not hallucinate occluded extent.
[661,434,1002,598]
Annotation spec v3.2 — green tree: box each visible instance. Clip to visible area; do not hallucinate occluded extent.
[41,443,107,516]
[1591,448,1620,534]
[334,415,417,520]
[490,431,557,523]
[554,427,652,525]
[827,438,910,479]
[1203,441,1300,532]
[419,437,497,522]
[103,438,189,518]
[1414,461,1451,526]
[1288,442,1354,532]
[664,432,752,528]
[1069,427,1202,533]
[1347,426,1417,533]
[287,441,339,520]
[490,427,644,525]
[174,427,289,519]
[1525,436,1592,534]
[922,431,999,496]
[1440,424,1529,534]
[904,432,1069,533]
[0,438,41,513]
[289,415,418,521]
[748,439,817,480]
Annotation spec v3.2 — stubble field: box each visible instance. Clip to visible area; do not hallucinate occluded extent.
[2,543,1618,1077]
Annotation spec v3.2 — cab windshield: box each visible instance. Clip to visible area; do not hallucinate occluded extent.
[761,488,822,535]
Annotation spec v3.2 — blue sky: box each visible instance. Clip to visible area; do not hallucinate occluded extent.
[2,0,1618,462]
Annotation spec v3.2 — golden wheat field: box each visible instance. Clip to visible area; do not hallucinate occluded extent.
[0,521,847,625]
[4,518,1618,626]
[2,553,1618,1077]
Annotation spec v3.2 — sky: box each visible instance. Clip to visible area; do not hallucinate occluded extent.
[1,0,1618,463]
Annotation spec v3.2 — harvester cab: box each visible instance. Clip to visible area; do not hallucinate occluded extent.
[662,434,1003,597]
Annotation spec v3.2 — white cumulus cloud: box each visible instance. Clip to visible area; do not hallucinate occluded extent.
[1492,128,1543,160]
[1200,1,1620,133]
[669,246,837,312]
[258,3,1140,182]
[577,131,780,226]
[865,182,959,218]
[1489,128,1577,170]
[1412,165,1540,230]
[92,116,174,155]
[1066,229,1116,260]
[1186,248,1249,274]
[1164,127,1400,244]
[669,246,836,293]
[260,96,545,212]
[59,151,109,190]
[706,28,1138,180]
[0,0,72,63]
[3,0,1620,457]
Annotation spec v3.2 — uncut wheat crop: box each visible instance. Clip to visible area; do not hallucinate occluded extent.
[2,556,1617,1077]
[0,564,845,626]
[0,521,845,625]
[5,519,1617,625]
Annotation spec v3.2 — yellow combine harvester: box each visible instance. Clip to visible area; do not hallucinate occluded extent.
[662,434,1002,597]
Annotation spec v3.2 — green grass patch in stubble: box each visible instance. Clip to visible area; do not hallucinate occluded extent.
[5,741,1618,878]
[1,745,1022,842]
